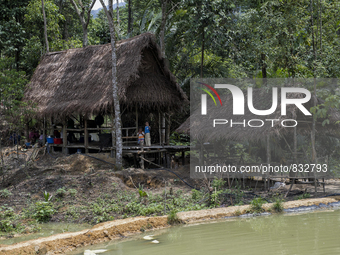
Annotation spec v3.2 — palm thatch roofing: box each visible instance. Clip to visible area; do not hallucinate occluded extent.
[176,88,340,142]
[25,33,187,117]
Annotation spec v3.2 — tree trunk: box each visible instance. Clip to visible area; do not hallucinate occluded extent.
[311,0,318,190]
[319,0,322,55]
[99,0,123,169]
[82,25,88,47]
[261,53,267,79]
[128,0,132,34]
[160,0,167,58]
[69,0,96,47]
[200,26,204,78]
[311,0,317,166]
[42,0,49,53]
[116,0,120,33]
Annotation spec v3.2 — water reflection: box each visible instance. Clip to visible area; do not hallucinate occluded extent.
[69,210,340,255]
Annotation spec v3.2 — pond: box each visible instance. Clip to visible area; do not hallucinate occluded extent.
[69,209,340,255]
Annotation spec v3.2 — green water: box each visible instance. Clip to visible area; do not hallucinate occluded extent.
[0,222,91,245]
[69,210,340,255]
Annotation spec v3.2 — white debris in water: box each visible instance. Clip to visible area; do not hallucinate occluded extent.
[151,240,160,244]
[84,251,96,255]
[84,249,107,255]
[143,235,154,240]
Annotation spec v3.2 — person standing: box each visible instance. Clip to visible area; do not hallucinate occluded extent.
[137,128,145,146]
[144,122,151,146]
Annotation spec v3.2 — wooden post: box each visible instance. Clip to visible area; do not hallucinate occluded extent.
[43,117,46,145]
[290,126,297,181]
[84,118,88,153]
[166,114,171,145]
[162,113,166,145]
[136,108,138,132]
[182,151,185,166]
[141,147,144,169]
[62,119,67,154]
[158,112,162,145]
[266,135,270,191]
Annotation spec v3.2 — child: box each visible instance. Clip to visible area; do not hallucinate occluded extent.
[137,128,145,146]
[144,122,151,146]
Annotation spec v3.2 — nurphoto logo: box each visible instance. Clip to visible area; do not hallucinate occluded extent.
[199,82,312,128]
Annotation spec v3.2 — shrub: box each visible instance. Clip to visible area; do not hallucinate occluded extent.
[191,189,202,200]
[56,188,67,198]
[210,190,224,207]
[167,210,181,225]
[250,197,266,213]
[68,189,77,197]
[272,198,284,213]
[0,219,14,232]
[212,178,226,191]
[0,189,12,198]
[33,202,55,222]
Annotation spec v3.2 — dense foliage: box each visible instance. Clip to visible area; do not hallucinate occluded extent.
[1,0,340,170]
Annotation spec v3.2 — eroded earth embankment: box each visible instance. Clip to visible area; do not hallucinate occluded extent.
[1,196,340,255]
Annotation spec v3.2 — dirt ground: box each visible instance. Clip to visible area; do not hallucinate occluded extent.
[1,147,340,216]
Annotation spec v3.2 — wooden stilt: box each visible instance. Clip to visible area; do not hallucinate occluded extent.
[141,147,144,169]
[84,118,88,154]
[266,135,270,191]
[136,108,138,131]
[43,117,46,145]
[158,112,162,145]
[162,113,166,145]
[182,151,185,166]
[62,119,67,154]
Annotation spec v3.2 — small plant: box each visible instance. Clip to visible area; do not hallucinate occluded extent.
[0,189,12,198]
[56,188,67,198]
[234,210,242,216]
[138,184,148,198]
[68,189,77,197]
[43,191,53,202]
[210,189,224,207]
[212,177,226,191]
[250,197,266,213]
[167,210,181,225]
[272,197,284,213]
[297,193,311,200]
[33,202,55,222]
[191,189,202,200]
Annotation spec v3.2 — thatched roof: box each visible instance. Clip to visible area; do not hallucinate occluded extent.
[25,33,187,117]
[177,88,340,141]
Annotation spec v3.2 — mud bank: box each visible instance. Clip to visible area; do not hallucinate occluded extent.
[1,196,339,255]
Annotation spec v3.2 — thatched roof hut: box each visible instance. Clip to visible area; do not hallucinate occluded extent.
[177,88,340,142]
[25,33,187,118]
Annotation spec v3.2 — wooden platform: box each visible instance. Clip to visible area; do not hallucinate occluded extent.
[49,142,190,152]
